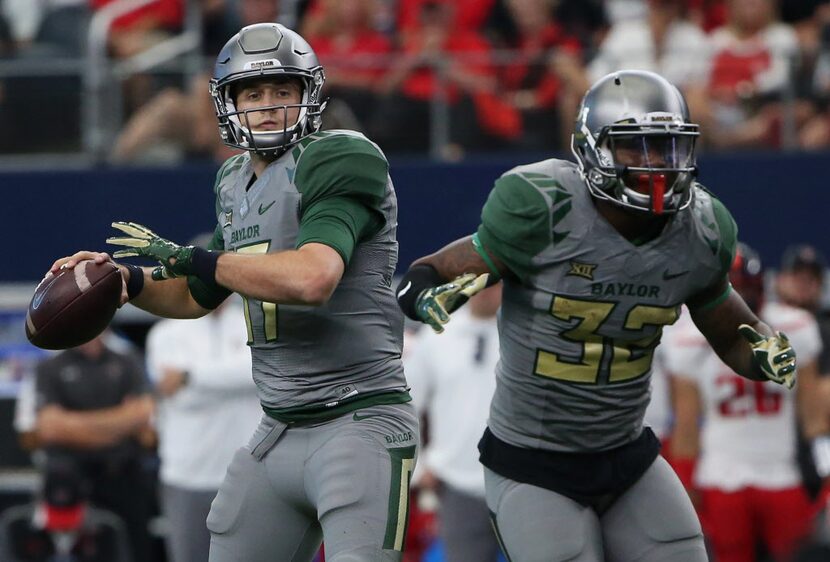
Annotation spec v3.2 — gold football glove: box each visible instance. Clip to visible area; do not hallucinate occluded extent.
[415,273,489,334]
[738,324,797,389]
[107,222,194,280]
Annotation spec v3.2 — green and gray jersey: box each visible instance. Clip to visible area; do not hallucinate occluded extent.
[477,158,737,453]
[191,130,407,411]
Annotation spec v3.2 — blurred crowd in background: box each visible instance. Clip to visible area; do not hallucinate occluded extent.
[6,0,830,160]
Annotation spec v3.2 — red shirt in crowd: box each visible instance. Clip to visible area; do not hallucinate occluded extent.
[398,0,495,32]
[502,23,580,108]
[90,0,184,30]
[400,31,493,103]
[308,31,392,84]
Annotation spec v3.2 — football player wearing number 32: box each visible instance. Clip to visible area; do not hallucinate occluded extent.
[396,70,797,562]
[49,23,418,562]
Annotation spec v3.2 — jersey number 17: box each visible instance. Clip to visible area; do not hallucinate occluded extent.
[236,241,278,344]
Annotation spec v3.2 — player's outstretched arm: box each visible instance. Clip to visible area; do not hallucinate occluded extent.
[50,251,211,319]
[108,221,346,307]
[213,242,344,306]
[127,266,212,318]
[411,235,505,280]
[689,277,796,388]
[397,235,506,333]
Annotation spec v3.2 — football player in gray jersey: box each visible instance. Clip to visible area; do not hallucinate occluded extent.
[50,23,417,562]
[397,70,797,562]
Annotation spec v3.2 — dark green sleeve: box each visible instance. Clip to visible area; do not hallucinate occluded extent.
[292,134,388,265]
[296,134,386,212]
[711,195,738,277]
[686,193,739,311]
[476,172,552,282]
[296,196,380,265]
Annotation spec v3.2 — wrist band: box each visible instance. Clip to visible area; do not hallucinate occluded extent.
[396,264,445,321]
[190,247,221,285]
[124,264,145,300]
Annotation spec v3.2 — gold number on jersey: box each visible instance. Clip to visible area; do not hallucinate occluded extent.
[535,296,615,383]
[236,241,278,343]
[534,296,678,384]
[612,304,679,382]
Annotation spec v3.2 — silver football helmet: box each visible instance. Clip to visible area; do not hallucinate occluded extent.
[210,23,326,155]
[571,70,699,214]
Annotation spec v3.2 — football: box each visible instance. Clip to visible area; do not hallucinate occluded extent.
[25,260,122,350]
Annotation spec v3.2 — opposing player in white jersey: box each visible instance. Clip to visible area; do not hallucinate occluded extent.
[396,70,798,561]
[668,243,826,562]
[48,23,417,562]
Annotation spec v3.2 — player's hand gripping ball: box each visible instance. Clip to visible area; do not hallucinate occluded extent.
[26,260,121,350]
[738,324,797,389]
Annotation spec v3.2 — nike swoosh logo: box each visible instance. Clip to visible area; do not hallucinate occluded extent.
[258,201,276,215]
[353,411,392,422]
[397,281,412,299]
[663,269,689,280]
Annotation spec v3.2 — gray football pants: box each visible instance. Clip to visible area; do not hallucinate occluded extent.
[207,403,419,562]
[485,456,706,562]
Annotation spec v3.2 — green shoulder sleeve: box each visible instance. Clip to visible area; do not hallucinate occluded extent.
[476,172,551,282]
[686,193,738,312]
[711,194,738,277]
[294,134,388,216]
[293,134,388,263]
[295,196,379,265]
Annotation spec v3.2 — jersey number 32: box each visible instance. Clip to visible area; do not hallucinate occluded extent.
[535,295,679,385]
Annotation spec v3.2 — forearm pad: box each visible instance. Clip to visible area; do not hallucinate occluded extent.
[396,264,445,321]
[190,247,221,285]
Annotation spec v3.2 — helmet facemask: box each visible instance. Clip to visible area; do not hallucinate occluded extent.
[571,70,701,215]
[210,23,327,157]
[578,118,699,215]
[211,69,326,157]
